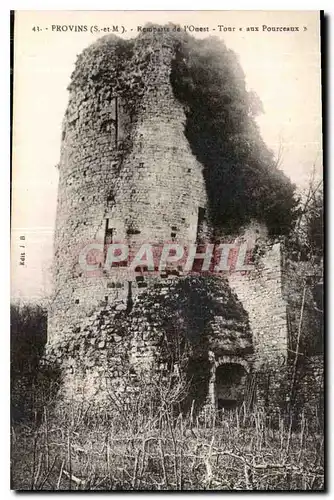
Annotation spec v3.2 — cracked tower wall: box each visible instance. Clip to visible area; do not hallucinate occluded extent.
[228,234,288,370]
[47,31,293,405]
[48,34,208,343]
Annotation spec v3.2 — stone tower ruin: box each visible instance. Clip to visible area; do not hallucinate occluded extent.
[46,29,290,410]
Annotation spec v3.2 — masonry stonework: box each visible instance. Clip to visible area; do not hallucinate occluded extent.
[46,31,321,415]
[228,238,288,370]
[48,35,207,344]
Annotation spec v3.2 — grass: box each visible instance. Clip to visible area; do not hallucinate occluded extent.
[11,386,324,491]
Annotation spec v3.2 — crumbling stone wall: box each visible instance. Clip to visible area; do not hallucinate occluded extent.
[295,355,323,426]
[49,34,208,344]
[47,30,321,414]
[282,258,323,357]
[46,276,253,410]
[228,223,288,370]
[47,32,288,405]
[254,355,323,429]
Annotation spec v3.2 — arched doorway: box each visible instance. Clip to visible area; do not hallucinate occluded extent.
[215,363,248,410]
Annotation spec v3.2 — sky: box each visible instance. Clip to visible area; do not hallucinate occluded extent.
[11,10,323,302]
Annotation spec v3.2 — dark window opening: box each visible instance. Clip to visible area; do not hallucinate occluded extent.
[115,97,129,145]
[126,281,133,312]
[126,225,141,236]
[134,266,148,273]
[136,275,147,288]
[107,194,114,208]
[75,299,79,304]
[104,219,114,246]
[216,363,245,384]
[192,243,208,273]
[171,225,178,242]
[105,96,125,147]
[196,207,206,243]
[104,219,114,266]
[101,119,115,134]
[101,96,121,148]
[215,363,247,410]
[62,130,66,141]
